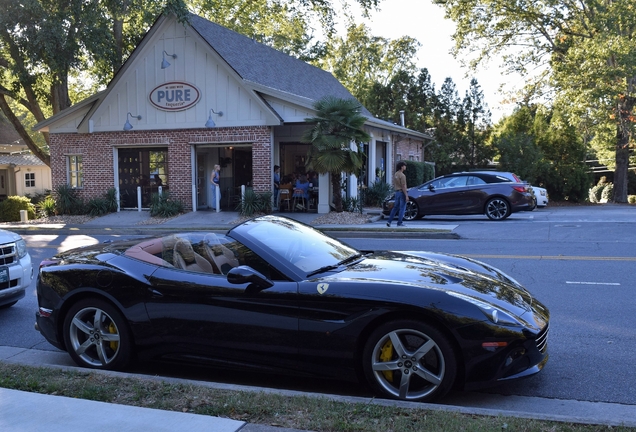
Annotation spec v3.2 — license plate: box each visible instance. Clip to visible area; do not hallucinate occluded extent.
[0,266,8,283]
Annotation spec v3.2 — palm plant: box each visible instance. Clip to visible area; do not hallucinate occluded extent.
[302,96,370,212]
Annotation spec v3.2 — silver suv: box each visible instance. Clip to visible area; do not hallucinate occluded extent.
[0,230,33,308]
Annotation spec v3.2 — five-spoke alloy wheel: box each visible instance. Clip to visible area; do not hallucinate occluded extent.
[485,197,511,220]
[63,298,132,370]
[362,320,456,402]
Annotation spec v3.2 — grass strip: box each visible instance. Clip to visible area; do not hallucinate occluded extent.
[0,363,632,432]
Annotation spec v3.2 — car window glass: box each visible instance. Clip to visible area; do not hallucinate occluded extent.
[467,176,486,186]
[239,218,358,273]
[445,176,468,188]
[216,237,289,281]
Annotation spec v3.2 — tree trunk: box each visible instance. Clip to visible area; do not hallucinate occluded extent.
[331,172,343,212]
[0,94,51,166]
[613,95,635,203]
[50,73,72,114]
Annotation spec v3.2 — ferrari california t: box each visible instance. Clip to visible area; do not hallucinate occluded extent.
[382,171,536,221]
[35,215,549,402]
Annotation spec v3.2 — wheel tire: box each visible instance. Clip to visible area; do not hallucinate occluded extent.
[63,298,132,370]
[362,320,457,402]
[403,200,419,221]
[485,197,510,220]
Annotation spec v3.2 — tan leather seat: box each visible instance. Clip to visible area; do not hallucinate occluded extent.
[200,235,239,275]
[173,238,215,274]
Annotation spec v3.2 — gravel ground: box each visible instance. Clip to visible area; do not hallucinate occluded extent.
[0,215,97,226]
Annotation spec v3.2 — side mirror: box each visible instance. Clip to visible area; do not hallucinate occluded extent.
[428,184,435,191]
[227,265,274,289]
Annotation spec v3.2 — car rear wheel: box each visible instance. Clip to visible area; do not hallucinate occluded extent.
[485,198,510,220]
[362,320,457,402]
[63,298,132,370]
[403,200,419,221]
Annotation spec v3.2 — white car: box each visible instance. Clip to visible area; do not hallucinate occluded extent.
[0,230,33,308]
[532,186,549,207]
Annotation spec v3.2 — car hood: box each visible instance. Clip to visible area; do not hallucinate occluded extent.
[317,250,539,318]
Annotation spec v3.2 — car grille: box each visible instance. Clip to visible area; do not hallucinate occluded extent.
[0,243,17,266]
[535,323,549,353]
[0,278,18,291]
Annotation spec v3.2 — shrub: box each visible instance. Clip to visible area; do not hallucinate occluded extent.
[0,196,36,222]
[38,196,56,217]
[54,184,84,215]
[600,183,614,202]
[342,195,362,213]
[589,184,603,203]
[628,195,636,204]
[25,190,52,205]
[236,189,272,216]
[87,197,111,216]
[364,181,392,207]
[104,188,118,213]
[149,191,183,217]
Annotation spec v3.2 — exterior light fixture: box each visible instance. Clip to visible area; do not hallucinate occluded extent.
[205,109,223,128]
[161,50,177,69]
[123,112,142,131]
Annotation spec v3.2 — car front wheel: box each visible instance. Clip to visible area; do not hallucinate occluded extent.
[485,198,510,220]
[63,298,132,370]
[362,320,457,402]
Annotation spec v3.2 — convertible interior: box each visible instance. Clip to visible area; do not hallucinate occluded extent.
[124,234,238,274]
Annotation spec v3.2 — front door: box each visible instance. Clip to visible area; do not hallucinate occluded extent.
[196,154,208,209]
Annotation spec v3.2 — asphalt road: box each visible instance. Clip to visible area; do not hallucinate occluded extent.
[2,205,635,409]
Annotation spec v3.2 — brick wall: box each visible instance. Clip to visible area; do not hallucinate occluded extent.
[393,135,425,163]
[50,126,271,211]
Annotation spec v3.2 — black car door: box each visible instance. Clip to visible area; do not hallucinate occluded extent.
[145,259,299,370]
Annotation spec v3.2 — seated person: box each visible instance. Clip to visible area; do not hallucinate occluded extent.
[293,174,310,210]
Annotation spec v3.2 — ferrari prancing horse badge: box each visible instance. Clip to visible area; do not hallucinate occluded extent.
[317,283,329,294]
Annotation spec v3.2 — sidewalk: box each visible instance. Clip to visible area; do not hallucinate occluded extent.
[1,208,459,238]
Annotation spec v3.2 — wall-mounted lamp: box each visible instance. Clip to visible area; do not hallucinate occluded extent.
[123,112,142,131]
[205,109,223,128]
[161,50,177,69]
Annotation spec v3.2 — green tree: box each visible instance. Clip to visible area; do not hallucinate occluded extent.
[363,68,438,132]
[436,0,636,203]
[317,23,419,103]
[302,96,370,212]
[461,78,493,168]
[429,77,464,174]
[492,105,592,201]
[0,0,189,166]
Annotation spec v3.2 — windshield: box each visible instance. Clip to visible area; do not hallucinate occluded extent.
[234,216,359,273]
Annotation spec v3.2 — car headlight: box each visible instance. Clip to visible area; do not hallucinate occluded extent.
[16,239,27,259]
[447,291,521,326]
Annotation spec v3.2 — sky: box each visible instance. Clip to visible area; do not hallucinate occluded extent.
[348,0,519,122]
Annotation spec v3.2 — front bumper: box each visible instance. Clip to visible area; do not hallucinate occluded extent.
[0,255,33,307]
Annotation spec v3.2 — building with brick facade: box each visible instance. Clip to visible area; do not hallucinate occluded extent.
[34,12,430,214]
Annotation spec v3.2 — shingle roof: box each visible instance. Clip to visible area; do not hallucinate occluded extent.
[0,154,46,166]
[189,14,373,116]
[0,118,20,143]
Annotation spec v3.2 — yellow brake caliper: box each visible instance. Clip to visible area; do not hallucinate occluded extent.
[108,322,119,351]
[379,340,394,382]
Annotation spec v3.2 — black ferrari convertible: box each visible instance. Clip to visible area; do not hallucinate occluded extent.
[35,215,549,402]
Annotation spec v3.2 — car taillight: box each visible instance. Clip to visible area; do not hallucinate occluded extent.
[39,259,59,269]
[512,186,527,193]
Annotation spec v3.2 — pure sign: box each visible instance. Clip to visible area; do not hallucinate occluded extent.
[149,81,200,111]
